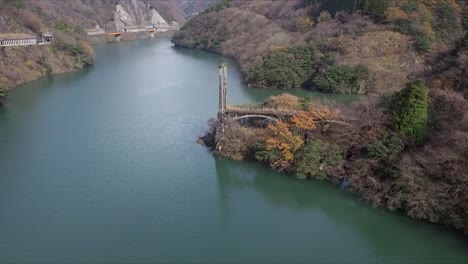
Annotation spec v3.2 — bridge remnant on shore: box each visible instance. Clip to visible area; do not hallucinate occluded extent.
[213,64,351,150]
[214,64,297,150]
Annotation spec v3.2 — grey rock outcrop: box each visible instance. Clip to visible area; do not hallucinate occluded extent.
[113,0,169,31]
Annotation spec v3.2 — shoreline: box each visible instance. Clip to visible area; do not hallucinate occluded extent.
[0,31,177,105]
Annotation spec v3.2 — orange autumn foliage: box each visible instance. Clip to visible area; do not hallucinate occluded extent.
[266,93,300,109]
[307,102,341,121]
[262,121,304,169]
[291,111,317,132]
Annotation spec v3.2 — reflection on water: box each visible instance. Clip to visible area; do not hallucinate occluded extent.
[172,46,360,104]
[214,156,468,263]
[0,38,467,263]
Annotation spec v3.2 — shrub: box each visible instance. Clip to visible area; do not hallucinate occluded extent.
[265,93,300,109]
[312,64,369,93]
[317,11,332,23]
[391,79,428,145]
[202,0,231,14]
[53,40,81,55]
[36,58,53,75]
[462,6,468,30]
[78,41,95,65]
[212,26,229,50]
[180,0,232,31]
[255,121,304,170]
[307,0,389,18]
[294,140,342,180]
[389,0,461,45]
[217,122,258,160]
[52,40,95,66]
[0,86,7,96]
[22,10,42,33]
[44,63,53,75]
[367,131,403,161]
[54,21,72,33]
[174,16,228,52]
[394,19,413,34]
[295,17,314,32]
[5,0,24,9]
[376,165,401,180]
[385,7,409,22]
[24,60,34,70]
[246,45,320,89]
[73,25,85,35]
[415,34,431,53]
[434,1,461,41]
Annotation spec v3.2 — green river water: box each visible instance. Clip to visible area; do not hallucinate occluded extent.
[0,39,467,263]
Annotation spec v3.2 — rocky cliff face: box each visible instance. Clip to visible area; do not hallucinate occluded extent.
[0,0,186,92]
[0,0,184,38]
[0,0,217,94]
[113,0,174,30]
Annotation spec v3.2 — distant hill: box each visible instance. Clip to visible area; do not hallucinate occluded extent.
[178,0,468,236]
[0,0,188,91]
[0,0,185,33]
[175,0,219,19]
[173,0,465,94]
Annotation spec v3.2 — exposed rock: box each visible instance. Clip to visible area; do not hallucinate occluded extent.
[0,0,183,92]
[197,131,216,148]
[114,0,169,30]
[150,8,168,26]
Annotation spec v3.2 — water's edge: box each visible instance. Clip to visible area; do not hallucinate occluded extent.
[0,39,467,263]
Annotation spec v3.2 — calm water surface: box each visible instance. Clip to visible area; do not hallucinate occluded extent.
[0,39,467,263]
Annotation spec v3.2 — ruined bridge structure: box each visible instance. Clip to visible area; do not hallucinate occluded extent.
[215,63,299,149]
[214,63,351,150]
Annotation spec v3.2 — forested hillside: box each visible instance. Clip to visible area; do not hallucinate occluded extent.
[176,0,219,19]
[173,0,465,94]
[189,0,468,235]
[0,0,188,104]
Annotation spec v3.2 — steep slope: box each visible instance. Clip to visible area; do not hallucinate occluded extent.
[175,0,219,19]
[113,0,185,30]
[173,0,464,94]
[16,0,185,32]
[190,0,468,235]
[0,0,185,101]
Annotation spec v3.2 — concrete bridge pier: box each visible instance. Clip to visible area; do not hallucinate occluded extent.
[218,63,227,113]
[212,63,307,150]
[215,113,226,150]
[215,63,228,150]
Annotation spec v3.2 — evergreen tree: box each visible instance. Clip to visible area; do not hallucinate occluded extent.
[306,0,389,18]
[391,79,429,145]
